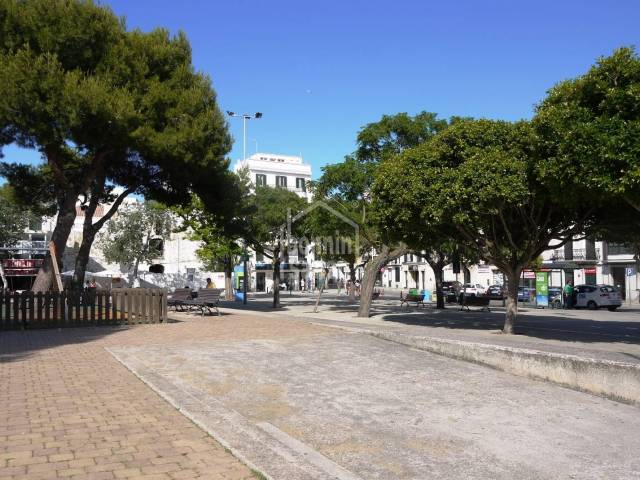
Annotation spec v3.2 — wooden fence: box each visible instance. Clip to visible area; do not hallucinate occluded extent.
[0,288,168,330]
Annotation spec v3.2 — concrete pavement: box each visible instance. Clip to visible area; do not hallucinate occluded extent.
[215,293,640,403]
[218,292,640,364]
[111,313,640,480]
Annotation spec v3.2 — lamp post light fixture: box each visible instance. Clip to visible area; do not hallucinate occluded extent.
[226,111,262,161]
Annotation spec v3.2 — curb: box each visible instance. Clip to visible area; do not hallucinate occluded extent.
[362,330,640,405]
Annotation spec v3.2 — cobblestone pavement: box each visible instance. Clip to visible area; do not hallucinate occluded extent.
[0,314,325,480]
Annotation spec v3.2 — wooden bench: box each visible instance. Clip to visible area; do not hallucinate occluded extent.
[459,295,491,312]
[168,288,193,311]
[400,293,425,309]
[184,289,222,316]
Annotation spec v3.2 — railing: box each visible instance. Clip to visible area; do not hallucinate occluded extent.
[550,248,600,262]
[0,288,168,330]
[608,244,635,255]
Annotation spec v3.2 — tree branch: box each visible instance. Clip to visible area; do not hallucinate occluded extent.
[91,187,135,233]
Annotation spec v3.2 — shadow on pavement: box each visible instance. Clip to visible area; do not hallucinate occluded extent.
[220,292,640,346]
[379,310,640,344]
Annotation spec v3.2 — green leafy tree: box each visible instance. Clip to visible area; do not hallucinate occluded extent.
[369,167,460,309]
[177,171,253,300]
[382,119,594,333]
[535,47,640,210]
[0,184,32,247]
[246,186,307,308]
[0,0,232,291]
[98,202,174,284]
[313,112,449,317]
[309,157,371,301]
[535,46,640,251]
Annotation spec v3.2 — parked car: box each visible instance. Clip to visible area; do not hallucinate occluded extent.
[440,281,462,302]
[517,286,535,302]
[486,284,505,299]
[441,281,462,295]
[574,284,622,311]
[461,283,486,296]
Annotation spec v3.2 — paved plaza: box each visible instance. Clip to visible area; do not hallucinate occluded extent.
[0,315,319,480]
[2,305,640,479]
[221,291,640,364]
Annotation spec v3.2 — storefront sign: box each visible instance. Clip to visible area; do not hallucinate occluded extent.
[584,267,596,275]
[535,271,549,307]
[2,258,43,276]
[523,271,536,279]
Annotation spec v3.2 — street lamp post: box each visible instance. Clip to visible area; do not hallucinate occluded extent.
[242,242,248,305]
[226,111,262,160]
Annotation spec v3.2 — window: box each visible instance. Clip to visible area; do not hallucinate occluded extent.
[296,178,306,191]
[255,174,266,187]
[256,252,264,262]
[276,176,287,188]
[395,267,400,282]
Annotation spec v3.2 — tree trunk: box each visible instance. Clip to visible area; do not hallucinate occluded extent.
[358,246,408,317]
[32,198,77,292]
[72,231,95,288]
[348,262,357,302]
[503,268,521,334]
[358,256,384,317]
[272,245,281,308]
[357,246,391,317]
[432,263,445,309]
[224,258,233,300]
[71,181,132,290]
[313,268,329,313]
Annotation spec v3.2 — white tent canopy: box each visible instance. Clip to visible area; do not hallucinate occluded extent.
[61,269,124,277]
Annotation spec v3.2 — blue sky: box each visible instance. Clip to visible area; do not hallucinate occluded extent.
[3,0,639,179]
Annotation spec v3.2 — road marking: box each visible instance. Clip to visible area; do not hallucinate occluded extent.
[256,422,364,480]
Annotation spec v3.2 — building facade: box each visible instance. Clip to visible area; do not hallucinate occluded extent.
[541,238,638,303]
[233,153,315,291]
[234,152,312,200]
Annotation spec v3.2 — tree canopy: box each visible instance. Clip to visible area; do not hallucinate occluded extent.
[374,119,594,332]
[535,47,640,209]
[0,0,233,290]
[0,184,38,247]
[98,201,174,283]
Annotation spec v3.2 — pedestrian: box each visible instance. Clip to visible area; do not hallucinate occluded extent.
[288,281,293,295]
[206,277,215,289]
[337,278,343,296]
[563,280,574,309]
[300,278,305,292]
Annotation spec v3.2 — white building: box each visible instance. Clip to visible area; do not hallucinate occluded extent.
[541,238,638,303]
[232,152,316,291]
[234,152,312,199]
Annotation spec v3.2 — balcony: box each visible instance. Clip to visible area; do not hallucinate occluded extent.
[550,248,600,262]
